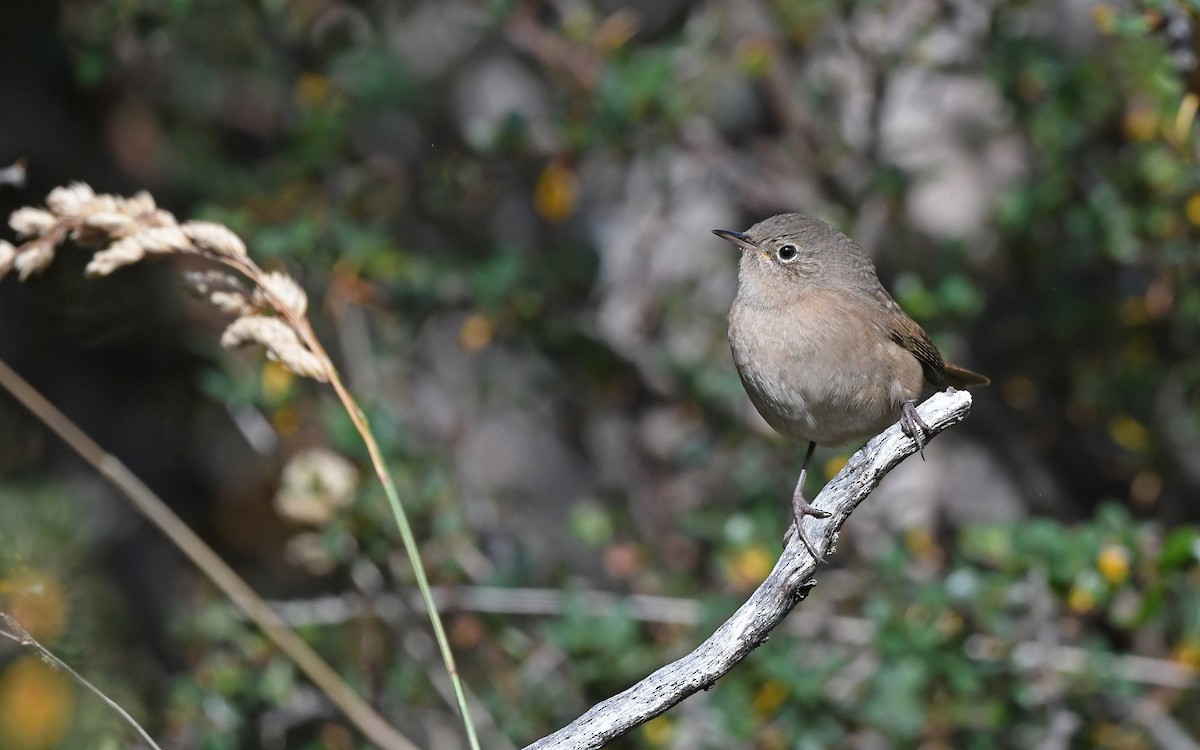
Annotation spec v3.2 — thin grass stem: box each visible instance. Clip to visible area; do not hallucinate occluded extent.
[1,611,163,750]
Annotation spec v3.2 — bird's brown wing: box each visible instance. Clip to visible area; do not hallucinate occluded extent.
[874,288,947,386]
[873,287,990,387]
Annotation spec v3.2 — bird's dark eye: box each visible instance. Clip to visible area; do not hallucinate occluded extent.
[778,244,798,261]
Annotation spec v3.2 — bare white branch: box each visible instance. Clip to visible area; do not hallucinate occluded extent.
[522,388,975,750]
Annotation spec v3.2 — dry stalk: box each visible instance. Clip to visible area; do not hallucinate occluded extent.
[2,183,480,750]
[1,610,163,750]
[0,358,417,750]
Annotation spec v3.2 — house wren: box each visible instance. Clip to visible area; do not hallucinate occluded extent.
[714,213,988,561]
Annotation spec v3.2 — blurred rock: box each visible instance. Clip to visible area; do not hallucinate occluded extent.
[408,313,594,563]
[881,69,1027,240]
[386,0,486,78]
[585,148,739,392]
[453,56,556,153]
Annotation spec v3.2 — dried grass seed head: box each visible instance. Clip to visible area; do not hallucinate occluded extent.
[257,271,308,317]
[183,269,250,297]
[45,182,98,218]
[120,191,157,218]
[82,211,139,238]
[9,208,57,239]
[208,291,253,315]
[13,243,56,281]
[182,221,247,259]
[85,237,146,277]
[221,315,329,382]
[133,225,191,255]
[183,270,254,316]
[0,241,15,278]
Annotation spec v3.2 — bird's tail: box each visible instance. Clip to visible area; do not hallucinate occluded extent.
[944,362,990,388]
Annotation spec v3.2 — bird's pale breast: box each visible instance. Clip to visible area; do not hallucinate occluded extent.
[728,288,924,446]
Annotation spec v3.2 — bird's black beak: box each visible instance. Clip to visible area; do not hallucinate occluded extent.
[712,229,756,252]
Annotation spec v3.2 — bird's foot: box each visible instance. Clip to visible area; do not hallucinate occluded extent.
[783,491,831,563]
[900,400,931,460]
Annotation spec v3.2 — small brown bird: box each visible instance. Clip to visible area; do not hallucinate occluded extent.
[714,214,988,561]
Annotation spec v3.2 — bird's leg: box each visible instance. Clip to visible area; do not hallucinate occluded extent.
[784,441,831,562]
[900,400,931,460]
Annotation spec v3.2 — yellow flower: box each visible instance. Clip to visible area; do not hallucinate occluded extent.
[723,546,774,591]
[905,528,937,559]
[823,454,848,480]
[1096,544,1130,585]
[641,715,673,746]
[295,72,333,108]
[1185,194,1200,227]
[736,39,773,77]
[458,314,495,353]
[1108,414,1148,453]
[753,680,789,717]
[1172,639,1200,671]
[1067,583,1096,614]
[0,656,74,750]
[534,161,577,223]
[1123,103,1158,141]
[1091,5,1116,34]
[261,359,295,403]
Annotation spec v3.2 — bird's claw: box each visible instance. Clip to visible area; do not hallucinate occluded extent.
[785,492,830,563]
[900,400,930,460]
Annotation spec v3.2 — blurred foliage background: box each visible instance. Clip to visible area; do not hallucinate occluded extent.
[2,0,1200,748]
